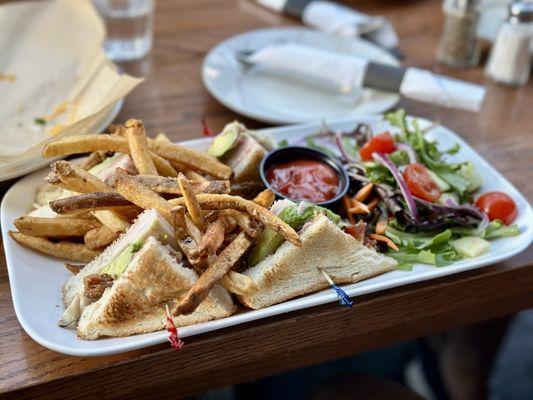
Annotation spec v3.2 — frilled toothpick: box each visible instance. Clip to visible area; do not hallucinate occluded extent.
[318,268,354,308]
[165,304,184,351]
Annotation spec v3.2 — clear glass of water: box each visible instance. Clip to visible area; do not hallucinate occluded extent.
[92,0,154,62]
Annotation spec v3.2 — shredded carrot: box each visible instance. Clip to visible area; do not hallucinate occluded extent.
[376,219,388,235]
[354,183,374,202]
[367,197,379,211]
[343,196,355,224]
[369,233,399,251]
[348,200,370,214]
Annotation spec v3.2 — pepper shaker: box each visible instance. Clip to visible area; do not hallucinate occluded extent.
[485,2,533,86]
[437,0,481,68]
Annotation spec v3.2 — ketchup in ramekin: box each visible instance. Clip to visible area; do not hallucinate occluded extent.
[265,159,339,203]
[259,146,349,207]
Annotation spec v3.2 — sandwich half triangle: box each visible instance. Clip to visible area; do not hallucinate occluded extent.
[238,214,397,309]
[78,237,236,339]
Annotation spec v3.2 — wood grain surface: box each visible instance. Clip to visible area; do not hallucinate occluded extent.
[1,0,532,398]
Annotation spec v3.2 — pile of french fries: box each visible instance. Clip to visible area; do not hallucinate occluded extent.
[9,119,301,315]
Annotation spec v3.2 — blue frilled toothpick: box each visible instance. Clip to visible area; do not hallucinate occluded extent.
[318,268,355,308]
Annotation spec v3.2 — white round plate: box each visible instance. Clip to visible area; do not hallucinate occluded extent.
[0,98,123,182]
[202,27,400,124]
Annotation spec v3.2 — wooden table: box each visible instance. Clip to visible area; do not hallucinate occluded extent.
[1,0,532,398]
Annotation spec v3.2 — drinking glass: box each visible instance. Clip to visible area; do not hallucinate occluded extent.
[92,0,154,62]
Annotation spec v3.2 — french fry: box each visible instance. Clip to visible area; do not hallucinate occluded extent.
[132,175,230,195]
[230,181,266,199]
[65,263,84,274]
[108,124,126,136]
[253,189,276,208]
[46,160,113,193]
[92,210,131,233]
[151,152,179,177]
[42,135,129,158]
[14,216,100,238]
[155,132,171,143]
[172,231,252,315]
[49,192,133,214]
[114,168,178,226]
[196,218,225,255]
[42,133,179,178]
[219,271,256,296]
[184,215,202,244]
[178,173,205,231]
[171,206,187,238]
[84,226,119,250]
[149,140,232,180]
[9,231,100,262]
[207,209,260,237]
[81,151,106,171]
[125,119,158,175]
[184,170,208,182]
[169,193,302,247]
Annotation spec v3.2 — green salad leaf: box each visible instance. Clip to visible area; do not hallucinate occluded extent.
[384,110,474,196]
[305,137,337,158]
[452,220,520,239]
[342,136,359,158]
[385,224,460,270]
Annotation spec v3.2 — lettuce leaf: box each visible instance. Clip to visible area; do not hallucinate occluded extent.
[452,220,520,239]
[248,203,341,266]
[385,225,460,269]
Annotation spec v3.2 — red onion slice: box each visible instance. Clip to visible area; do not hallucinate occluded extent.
[373,152,419,220]
[396,143,417,164]
[334,131,357,163]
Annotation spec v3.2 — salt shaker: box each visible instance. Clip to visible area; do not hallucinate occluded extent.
[485,2,533,86]
[437,0,481,68]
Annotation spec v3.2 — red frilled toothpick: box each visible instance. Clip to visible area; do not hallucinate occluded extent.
[202,119,215,137]
[165,304,184,351]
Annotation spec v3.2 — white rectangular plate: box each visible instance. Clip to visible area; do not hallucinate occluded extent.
[2,115,532,356]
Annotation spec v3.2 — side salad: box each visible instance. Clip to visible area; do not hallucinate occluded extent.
[296,109,520,270]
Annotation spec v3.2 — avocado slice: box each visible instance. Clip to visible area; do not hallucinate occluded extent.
[248,228,285,267]
[207,122,242,158]
[100,242,142,278]
[248,203,341,266]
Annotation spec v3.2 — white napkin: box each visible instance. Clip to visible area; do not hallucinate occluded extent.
[247,43,368,93]
[301,1,399,50]
[245,43,485,112]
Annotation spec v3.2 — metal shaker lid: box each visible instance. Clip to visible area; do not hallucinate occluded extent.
[509,1,533,24]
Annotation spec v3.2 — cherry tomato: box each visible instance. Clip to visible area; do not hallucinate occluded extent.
[475,192,517,225]
[403,163,441,202]
[359,131,396,161]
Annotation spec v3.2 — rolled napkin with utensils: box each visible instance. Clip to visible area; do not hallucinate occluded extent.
[237,43,485,112]
[256,0,400,54]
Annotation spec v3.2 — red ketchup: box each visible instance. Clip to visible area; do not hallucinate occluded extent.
[266,159,339,203]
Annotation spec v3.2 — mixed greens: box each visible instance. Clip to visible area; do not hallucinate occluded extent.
[299,109,520,270]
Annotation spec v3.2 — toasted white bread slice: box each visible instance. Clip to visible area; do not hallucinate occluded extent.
[77,237,236,339]
[62,209,176,307]
[222,133,266,183]
[237,214,397,309]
